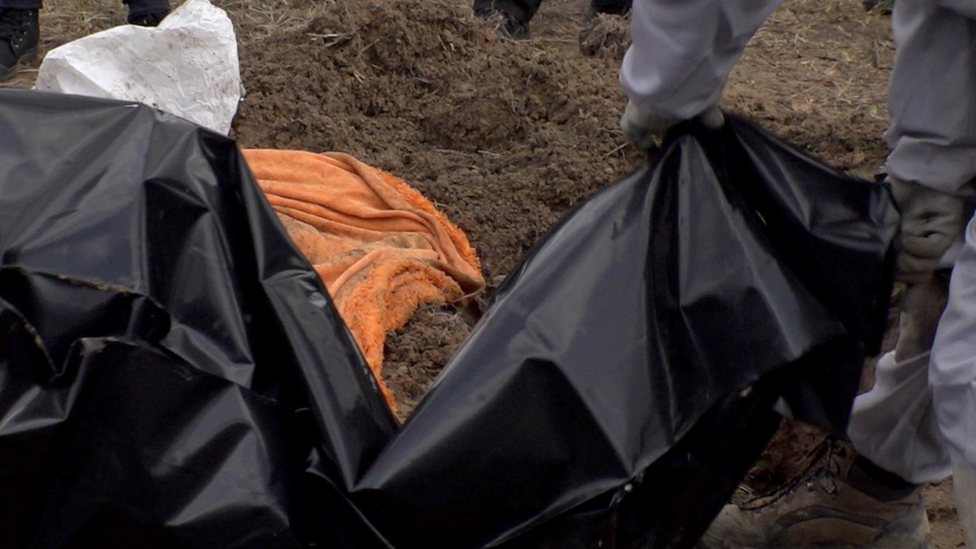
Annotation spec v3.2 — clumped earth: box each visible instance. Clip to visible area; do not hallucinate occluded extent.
[230,0,646,419]
[9,0,964,545]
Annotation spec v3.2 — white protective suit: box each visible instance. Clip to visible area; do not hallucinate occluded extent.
[620,0,976,544]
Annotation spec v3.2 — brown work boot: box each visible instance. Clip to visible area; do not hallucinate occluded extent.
[697,439,932,549]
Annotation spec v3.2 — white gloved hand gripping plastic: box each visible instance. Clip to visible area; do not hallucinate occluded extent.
[889,176,969,283]
[619,101,724,151]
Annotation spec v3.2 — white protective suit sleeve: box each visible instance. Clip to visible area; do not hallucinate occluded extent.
[619,0,784,122]
[884,0,976,196]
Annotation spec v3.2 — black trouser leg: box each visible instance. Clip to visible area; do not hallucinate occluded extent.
[590,0,631,15]
[0,0,41,9]
[123,0,170,20]
[473,0,543,25]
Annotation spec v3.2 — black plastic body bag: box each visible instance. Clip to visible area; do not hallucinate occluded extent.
[353,117,899,549]
[0,90,398,549]
[0,89,898,549]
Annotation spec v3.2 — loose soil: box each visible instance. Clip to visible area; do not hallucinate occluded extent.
[6,0,965,545]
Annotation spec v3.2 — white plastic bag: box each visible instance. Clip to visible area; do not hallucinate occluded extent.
[34,0,240,135]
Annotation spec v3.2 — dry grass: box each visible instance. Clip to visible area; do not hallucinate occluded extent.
[218,0,325,41]
[0,0,332,89]
[726,0,895,176]
[578,11,629,59]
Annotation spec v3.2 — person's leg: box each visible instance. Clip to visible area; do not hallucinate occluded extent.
[700,1,976,546]
[847,353,950,480]
[473,0,542,38]
[930,216,976,546]
[697,284,944,549]
[862,0,976,543]
[700,280,945,549]
[123,0,169,26]
[590,0,630,15]
[0,0,40,82]
[848,0,976,478]
[696,435,933,548]
[847,279,952,486]
[0,0,40,8]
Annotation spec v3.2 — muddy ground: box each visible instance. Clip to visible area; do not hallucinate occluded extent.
[7,0,965,545]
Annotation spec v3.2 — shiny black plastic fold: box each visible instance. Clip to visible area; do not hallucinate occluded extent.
[0,91,898,549]
[352,117,899,549]
[0,89,396,549]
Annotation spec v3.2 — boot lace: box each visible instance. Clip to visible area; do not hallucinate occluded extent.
[738,436,848,511]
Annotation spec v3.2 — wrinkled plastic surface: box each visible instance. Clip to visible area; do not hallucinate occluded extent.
[0,90,899,549]
[351,117,899,549]
[34,0,241,135]
[0,89,396,549]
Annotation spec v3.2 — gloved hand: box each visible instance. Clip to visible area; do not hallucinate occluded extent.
[619,101,724,151]
[893,274,948,362]
[889,176,969,283]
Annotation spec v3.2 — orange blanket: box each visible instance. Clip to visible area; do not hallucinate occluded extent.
[243,150,485,411]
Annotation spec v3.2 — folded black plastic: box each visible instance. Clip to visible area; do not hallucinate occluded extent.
[351,117,899,549]
[0,89,397,549]
[0,90,899,549]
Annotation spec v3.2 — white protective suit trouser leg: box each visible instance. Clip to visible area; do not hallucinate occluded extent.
[848,1,976,544]
[847,351,951,484]
[929,215,976,547]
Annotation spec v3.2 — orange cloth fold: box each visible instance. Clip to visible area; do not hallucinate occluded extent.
[242,149,484,411]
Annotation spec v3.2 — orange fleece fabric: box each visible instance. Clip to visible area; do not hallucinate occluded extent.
[242,149,485,411]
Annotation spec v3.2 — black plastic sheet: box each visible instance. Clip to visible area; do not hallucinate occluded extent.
[0,90,899,549]
[352,117,899,549]
[0,89,396,549]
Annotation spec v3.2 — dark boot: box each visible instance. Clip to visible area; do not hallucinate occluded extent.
[0,8,38,82]
[127,9,169,26]
[696,439,932,549]
[590,0,631,16]
[124,0,170,27]
[473,0,540,39]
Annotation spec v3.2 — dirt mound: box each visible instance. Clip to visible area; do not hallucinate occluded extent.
[579,12,630,59]
[232,0,643,422]
[234,0,639,285]
[383,303,476,422]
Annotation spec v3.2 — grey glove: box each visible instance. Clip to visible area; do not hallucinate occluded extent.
[889,176,969,283]
[619,101,724,151]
